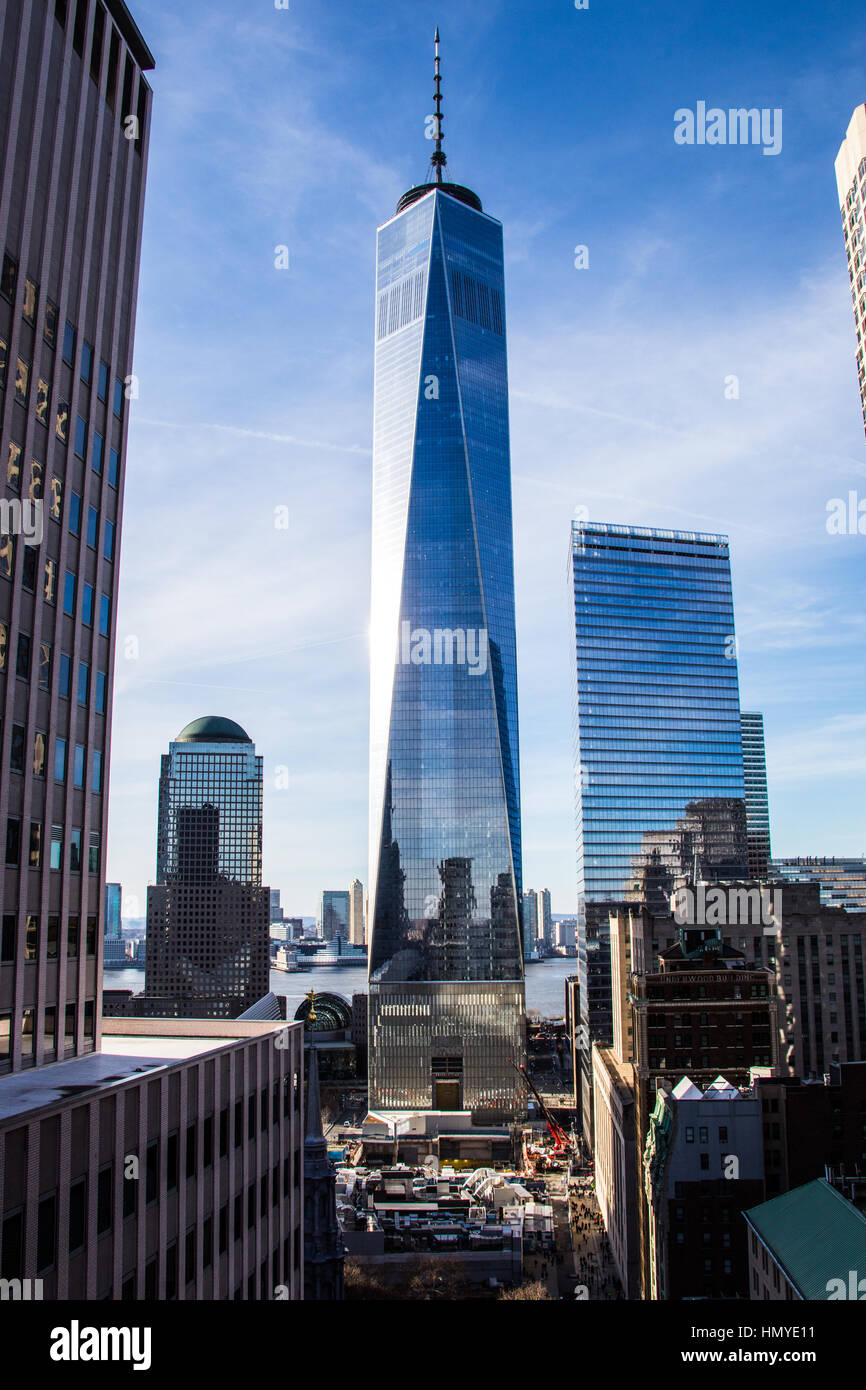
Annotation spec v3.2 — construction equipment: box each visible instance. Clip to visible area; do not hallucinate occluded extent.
[510,1060,573,1157]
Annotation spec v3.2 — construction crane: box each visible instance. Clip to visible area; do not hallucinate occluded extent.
[510,1060,572,1156]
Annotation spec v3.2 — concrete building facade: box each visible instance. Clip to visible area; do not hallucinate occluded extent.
[0,1016,304,1299]
[0,0,153,1076]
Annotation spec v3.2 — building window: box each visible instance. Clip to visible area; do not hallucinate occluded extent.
[97,1167,112,1234]
[44,1003,57,1051]
[685,1126,694,1143]
[92,750,102,793]
[22,277,38,324]
[68,491,81,535]
[92,433,103,474]
[62,321,75,366]
[86,506,98,548]
[33,722,46,778]
[24,916,38,961]
[108,448,119,488]
[67,915,79,957]
[77,662,89,705]
[99,593,110,636]
[56,399,69,444]
[104,519,115,561]
[47,916,59,959]
[68,1178,86,1253]
[54,738,67,783]
[5,818,21,866]
[88,831,99,874]
[97,360,108,401]
[37,1194,57,1274]
[69,830,82,874]
[10,724,25,773]
[14,357,30,405]
[44,300,58,347]
[74,415,87,458]
[16,632,31,678]
[50,827,62,872]
[73,743,85,788]
[82,583,94,625]
[59,652,71,698]
[29,822,42,868]
[95,670,106,714]
[1,915,15,963]
[113,377,124,417]
[6,440,21,490]
[63,569,76,614]
[81,341,93,384]
[36,377,50,425]
[0,252,16,301]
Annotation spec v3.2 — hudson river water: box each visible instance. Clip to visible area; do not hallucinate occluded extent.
[104,957,578,1021]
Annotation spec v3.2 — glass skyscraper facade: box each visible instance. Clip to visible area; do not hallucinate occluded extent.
[741,711,771,878]
[146,716,269,1014]
[367,168,524,1115]
[320,889,350,942]
[570,522,748,1129]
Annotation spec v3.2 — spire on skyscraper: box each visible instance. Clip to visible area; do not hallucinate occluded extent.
[431,27,446,184]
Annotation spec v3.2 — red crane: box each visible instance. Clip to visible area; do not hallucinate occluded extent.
[510,1060,572,1156]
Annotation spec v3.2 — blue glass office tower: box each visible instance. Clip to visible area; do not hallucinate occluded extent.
[570,522,748,1131]
[367,39,524,1115]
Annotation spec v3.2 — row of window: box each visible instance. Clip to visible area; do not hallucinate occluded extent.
[1,602,109,680]
[0,1001,95,1066]
[4,819,100,873]
[1,251,126,414]
[53,0,149,148]
[0,913,97,962]
[6,438,120,502]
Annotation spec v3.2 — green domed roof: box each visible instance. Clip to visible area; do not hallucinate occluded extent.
[176,716,251,744]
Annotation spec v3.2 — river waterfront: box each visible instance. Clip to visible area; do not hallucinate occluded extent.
[104,957,578,1020]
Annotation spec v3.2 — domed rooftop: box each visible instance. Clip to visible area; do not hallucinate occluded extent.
[175,716,251,744]
[294,992,352,1033]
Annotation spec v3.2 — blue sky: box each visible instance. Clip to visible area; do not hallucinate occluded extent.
[108,0,866,920]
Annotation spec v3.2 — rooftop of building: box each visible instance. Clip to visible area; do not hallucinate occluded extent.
[175,715,252,744]
[106,0,156,71]
[396,181,483,215]
[744,1178,866,1298]
[0,1019,298,1125]
[571,519,729,547]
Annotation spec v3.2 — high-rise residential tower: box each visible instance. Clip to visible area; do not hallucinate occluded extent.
[367,35,524,1116]
[741,711,771,878]
[538,887,553,950]
[319,889,350,943]
[522,889,538,954]
[349,877,365,947]
[104,880,121,937]
[570,521,748,1135]
[0,0,152,1074]
[835,105,866,438]
[145,717,270,1016]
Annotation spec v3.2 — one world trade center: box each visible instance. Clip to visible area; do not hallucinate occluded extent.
[367,34,525,1116]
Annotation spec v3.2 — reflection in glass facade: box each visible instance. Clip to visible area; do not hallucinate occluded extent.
[146,716,269,1013]
[368,184,524,1114]
[570,523,748,1121]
